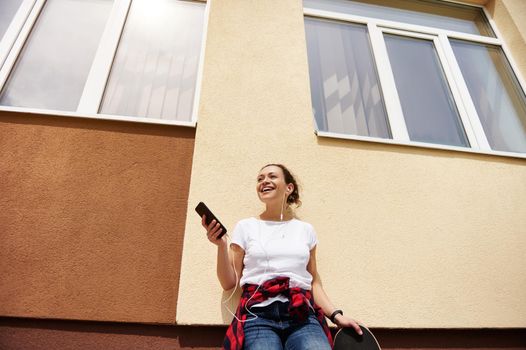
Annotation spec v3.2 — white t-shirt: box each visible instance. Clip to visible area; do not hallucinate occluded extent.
[230,217,318,306]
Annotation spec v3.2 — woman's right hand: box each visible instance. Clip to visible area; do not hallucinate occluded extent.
[202,215,227,247]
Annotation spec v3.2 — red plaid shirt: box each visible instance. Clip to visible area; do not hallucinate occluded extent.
[223,276,333,349]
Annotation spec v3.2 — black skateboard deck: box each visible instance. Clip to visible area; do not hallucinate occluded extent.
[333,325,381,350]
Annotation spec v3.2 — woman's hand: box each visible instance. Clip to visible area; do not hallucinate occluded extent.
[201,215,240,290]
[333,314,363,335]
[201,215,227,247]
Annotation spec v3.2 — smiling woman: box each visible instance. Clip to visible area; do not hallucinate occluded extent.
[199,164,363,350]
[257,164,301,210]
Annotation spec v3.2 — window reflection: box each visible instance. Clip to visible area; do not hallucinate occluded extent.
[305,18,391,138]
[451,40,526,153]
[0,0,113,111]
[100,0,205,120]
[0,0,24,42]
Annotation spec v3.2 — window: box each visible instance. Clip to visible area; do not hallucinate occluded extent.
[0,0,113,111]
[304,0,494,36]
[304,0,526,155]
[0,0,207,125]
[100,0,204,121]
[384,33,468,147]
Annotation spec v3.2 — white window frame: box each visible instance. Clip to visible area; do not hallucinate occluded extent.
[0,0,210,128]
[0,0,37,71]
[304,0,526,159]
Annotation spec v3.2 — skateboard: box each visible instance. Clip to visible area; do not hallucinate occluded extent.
[333,325,381,350]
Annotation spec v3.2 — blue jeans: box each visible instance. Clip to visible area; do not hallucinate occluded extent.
[243,301,331,350]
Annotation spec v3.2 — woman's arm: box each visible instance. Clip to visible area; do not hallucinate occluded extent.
[203,216,244,290]
[307,247,363,335]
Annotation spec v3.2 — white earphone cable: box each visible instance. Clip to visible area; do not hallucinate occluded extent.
[220,190,289,322]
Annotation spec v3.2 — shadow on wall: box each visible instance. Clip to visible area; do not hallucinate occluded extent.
[1,317,526,349]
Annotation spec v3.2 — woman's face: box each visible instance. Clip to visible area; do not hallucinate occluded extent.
[256,165,291,204]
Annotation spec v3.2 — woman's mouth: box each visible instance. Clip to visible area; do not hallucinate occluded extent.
[261,186,275,193]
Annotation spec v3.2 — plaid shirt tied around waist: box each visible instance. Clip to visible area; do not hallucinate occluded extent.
[223,276,333,350]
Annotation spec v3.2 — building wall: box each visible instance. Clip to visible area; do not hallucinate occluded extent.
[1,318,525,350]
[177,0,526,327]
[0,111,195,323]
[0,0,525,347]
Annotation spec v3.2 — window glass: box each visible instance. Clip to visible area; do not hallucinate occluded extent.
[0,0,24,42]
[451,40,526,153]
[304,0,494,37]
[384,34,468,147]
[0,0,113,111]
[305,17,391,138]
[100,0,205,121]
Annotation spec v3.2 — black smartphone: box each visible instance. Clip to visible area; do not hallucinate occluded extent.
[195,202,227,239]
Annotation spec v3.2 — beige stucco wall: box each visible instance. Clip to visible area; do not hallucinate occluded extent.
[177,0,526,328]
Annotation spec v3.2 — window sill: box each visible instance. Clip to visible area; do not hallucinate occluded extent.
[315,130,526,160]
[0,106,197,128]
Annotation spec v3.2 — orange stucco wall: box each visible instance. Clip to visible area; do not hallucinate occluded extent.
[0,111,195,324]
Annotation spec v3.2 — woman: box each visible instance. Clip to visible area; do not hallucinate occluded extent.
[202,164,362,350]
